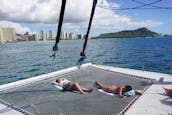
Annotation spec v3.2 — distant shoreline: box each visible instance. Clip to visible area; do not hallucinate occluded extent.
[1,37,172,44]
[92,27,172,39]
[91,37,172,39]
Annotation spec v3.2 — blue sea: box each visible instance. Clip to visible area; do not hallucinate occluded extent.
[0,38,172,85]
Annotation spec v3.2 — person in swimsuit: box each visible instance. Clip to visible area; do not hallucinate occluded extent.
[52,78,93,95]
[95,81,142,98]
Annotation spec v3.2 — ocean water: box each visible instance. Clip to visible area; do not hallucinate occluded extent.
[0,38,172,85]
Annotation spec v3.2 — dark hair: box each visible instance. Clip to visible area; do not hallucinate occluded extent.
[56,79,60,83]
[125,86,132,91]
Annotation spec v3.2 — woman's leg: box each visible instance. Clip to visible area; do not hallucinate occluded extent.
[95,81,110,92]
[95,81,108,89]
[72,82,86,94]
[81,87,93,92]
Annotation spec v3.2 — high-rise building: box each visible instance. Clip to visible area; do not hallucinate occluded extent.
[66,32,69,40]
[78,34,82,39]
[45,32,48,40]
[40,30,44,41]
[60,31,64,40]
[49,30,53,40]
[63,32,66,40]
[0,27,16,43]
[69,32,76,40]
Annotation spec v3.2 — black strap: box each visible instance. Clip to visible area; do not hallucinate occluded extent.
[81,0,98,56]
[51,0,67,57]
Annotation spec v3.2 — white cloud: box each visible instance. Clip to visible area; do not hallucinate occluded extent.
[0,21,30,34]
[0,0,163,31]
[93,7,163,29]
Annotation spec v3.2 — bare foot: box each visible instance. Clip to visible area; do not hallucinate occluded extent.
[81,92,86,95]
[95,81,99,85]
[89,88,93,92]
[95,81,101,88]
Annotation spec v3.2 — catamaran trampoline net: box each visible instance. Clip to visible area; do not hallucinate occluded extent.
[0,66,152,115]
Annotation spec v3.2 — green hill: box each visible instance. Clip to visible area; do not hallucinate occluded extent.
[93,27,159,38]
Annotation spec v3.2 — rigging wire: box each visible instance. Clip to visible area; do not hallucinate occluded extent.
[50,0,67,58]
[131,0,172,9]
[131,0,162,9]
[96,0,172,10]
[97,6,172,10]
[130,0,163,9]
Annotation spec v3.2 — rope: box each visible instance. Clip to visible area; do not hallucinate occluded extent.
[78,0,98,64]
[131,0,162,9]
[50,0,67,57]
[97,0,172,10]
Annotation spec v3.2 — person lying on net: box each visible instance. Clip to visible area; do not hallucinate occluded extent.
[95,81,142,98]
[52,78,93,95]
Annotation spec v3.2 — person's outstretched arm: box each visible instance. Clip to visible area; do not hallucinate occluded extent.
[52,79,58,85]
[52,78,66,85]
[135,90,143,95]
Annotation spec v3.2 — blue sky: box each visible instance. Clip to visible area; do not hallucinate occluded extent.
[0,0,172,36]
[110,0,172,34]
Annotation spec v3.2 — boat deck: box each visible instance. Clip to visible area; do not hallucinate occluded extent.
[0,64,152,115]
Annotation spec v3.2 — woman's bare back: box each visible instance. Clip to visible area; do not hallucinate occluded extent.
[95,81,119,94]
[104,86,118,94]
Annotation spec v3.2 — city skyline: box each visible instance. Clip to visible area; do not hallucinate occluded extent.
[0,0,172,36]
[0,27,84,43]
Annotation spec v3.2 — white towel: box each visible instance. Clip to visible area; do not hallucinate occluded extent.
[54,85,63,91]
[98,89,126,98]
[123,90,135,96]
